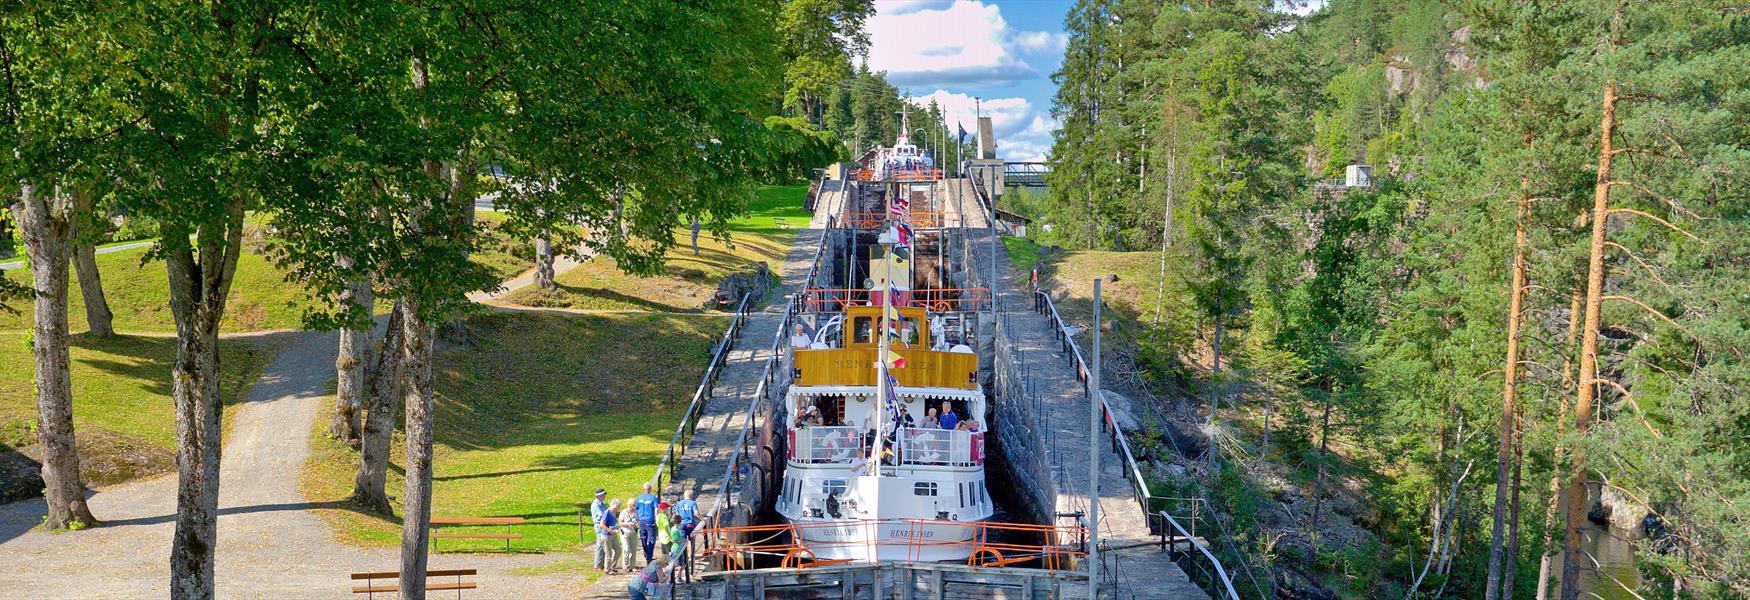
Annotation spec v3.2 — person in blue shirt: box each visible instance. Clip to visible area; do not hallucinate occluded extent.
[589,488,610,571]
[633,482,660,564]
[674,489,699,537]
[938,401,960,431]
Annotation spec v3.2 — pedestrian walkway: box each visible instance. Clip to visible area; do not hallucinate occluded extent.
[0,254,598,598]
[955,179,1209,600]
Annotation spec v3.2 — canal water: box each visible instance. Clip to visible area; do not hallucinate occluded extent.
[1558,523,1642,599]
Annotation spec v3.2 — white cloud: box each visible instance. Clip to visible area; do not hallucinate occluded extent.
[1012,31,1068,54]
[867,0,1059,87]
[915,90,1055,162]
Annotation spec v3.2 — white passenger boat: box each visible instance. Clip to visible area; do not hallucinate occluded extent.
[774,135,990,561]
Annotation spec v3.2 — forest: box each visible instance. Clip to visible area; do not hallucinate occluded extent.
[1036,1,1749,598]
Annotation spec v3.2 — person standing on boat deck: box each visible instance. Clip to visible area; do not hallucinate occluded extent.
[790,324,811,349]
[922,407,941,429]
[590,489,611,571]
[675,489,699,537]
[633,482,660,563]
[939,400,959,431]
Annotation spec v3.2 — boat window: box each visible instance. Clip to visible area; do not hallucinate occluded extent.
[914,482,938,497]
[958,482,967,507]
[852,317,873,345]
[823,479,847,497]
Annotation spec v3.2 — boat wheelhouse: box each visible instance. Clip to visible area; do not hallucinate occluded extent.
[775,304,992,563]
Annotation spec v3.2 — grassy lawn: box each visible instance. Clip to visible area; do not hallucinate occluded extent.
[300,311,727,553]
[0,331,282,486]
[0,246,319,334]
[1029,244,1169,325]
[504,185,809,312]
[1,213,546,334]
[472,212,543,282]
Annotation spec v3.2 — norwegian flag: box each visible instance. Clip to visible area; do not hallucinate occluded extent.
[889,195,910,220]
[895,221,913,248]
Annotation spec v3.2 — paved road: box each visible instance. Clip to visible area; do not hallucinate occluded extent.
[0,240,155,271]
[0,255,598,598]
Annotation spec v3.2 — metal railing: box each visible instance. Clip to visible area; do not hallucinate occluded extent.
[803,179,823,211]
[851,168,944,182]
[1031,290,1224,548]
[1160,510,1242,600]
[794,287,991,314]
[658,203,835,591]
[692,519,1087,572]
[838,211,959,229]
[650,293,752,493]
[895,427,984,467]
[787,426,861,464]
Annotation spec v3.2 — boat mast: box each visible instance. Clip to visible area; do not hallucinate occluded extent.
[873,224,897,478]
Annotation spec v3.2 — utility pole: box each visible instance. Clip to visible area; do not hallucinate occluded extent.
[1088,279,1104,600]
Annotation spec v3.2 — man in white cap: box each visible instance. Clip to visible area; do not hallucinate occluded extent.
[590,488,611,570]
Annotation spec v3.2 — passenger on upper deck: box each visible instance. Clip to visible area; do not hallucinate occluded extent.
[938,401,959,431]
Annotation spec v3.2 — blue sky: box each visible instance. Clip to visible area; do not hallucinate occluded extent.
[864,0,1074,161]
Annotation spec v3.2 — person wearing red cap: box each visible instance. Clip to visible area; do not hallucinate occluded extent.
[654,501,675,561]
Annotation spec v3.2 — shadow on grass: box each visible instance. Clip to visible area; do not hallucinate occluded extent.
[69,331,291,409]
[101,499,370,528]
[512,282,690,313]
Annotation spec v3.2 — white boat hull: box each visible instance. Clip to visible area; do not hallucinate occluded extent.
[791,518,981,563]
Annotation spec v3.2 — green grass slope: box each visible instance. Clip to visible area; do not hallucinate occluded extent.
[0,332,281,487]
[1,246,318,334]
[301,311,726,552]
[504,185,809,312]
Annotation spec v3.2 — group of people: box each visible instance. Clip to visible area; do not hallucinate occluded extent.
[589,483,699,576]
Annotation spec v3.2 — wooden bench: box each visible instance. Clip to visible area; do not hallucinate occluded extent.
[430,517,525,552]
[350,568,477,599]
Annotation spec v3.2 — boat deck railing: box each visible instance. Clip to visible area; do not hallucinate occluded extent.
[787,426,984,467]
[837,211,958,229]
[689,519,1087,572]
[796,287,990,314]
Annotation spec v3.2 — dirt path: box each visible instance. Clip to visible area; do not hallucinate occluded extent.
[0,261,600,598]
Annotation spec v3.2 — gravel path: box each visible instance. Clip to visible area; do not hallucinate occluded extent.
[0,240,155,271]
[0,261,599,598]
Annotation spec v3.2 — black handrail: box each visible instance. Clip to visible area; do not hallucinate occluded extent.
[1159,510,1241,600]
[659,199,835,592]
[650,292,751,492]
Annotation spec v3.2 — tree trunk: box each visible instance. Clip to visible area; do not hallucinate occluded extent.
[72,243,114,337]
[534,234,556,290]
[353,299,406,514]
[1488,140,1534,600]
[398,300,437,598]
[68,189,113,338]
[1536,287,1583,600]
[165,204,246,600]
[331,266,373,444]
[1205,313,1224,469]
[1506,424,1524,600]
[14,183,97,529]
[1558,77,1618,600]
